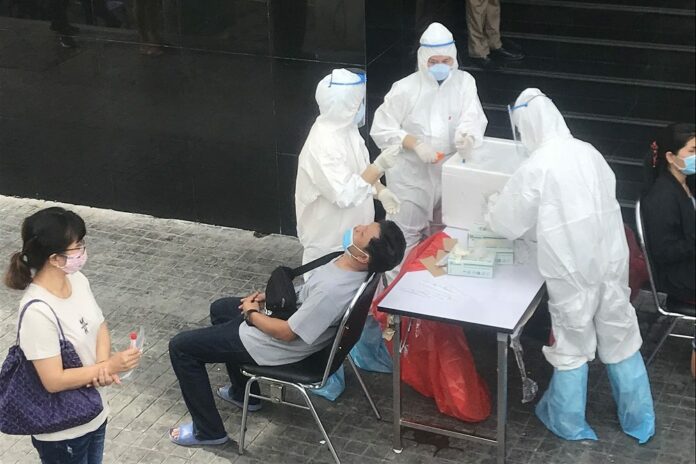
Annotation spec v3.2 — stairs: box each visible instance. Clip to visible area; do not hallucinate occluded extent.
[452,0,695,213]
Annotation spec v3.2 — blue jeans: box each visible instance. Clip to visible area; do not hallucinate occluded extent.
[31,420,107,464]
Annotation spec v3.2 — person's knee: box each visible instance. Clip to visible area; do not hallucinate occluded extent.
[169,333,183,358]
[210,297,237,324]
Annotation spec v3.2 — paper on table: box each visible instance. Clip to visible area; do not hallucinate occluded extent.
[397,279,467,303]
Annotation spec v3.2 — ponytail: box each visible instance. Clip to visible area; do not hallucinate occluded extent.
[643,123,696,193]
[5,252,32,290]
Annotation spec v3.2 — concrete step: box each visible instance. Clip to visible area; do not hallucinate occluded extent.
[469,70,694,123]
[502,2,694,47]
[483,34,695,86]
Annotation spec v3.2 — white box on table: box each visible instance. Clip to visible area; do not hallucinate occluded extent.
[441,137,524,231]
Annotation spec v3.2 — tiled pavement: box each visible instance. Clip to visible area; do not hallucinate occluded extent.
[0,195,693,464]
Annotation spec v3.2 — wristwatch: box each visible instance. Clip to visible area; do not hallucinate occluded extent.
[244,309,259,326]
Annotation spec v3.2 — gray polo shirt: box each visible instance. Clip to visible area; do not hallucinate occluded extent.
[239,260,368,366]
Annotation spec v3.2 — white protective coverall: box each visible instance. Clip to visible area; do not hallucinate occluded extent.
[488,88,643,370]
[295,69,374,265]
[370,22,487,253]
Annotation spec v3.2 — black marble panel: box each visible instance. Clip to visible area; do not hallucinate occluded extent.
[179,0,270,55]
[277,153,298,236]
[270,0,364,64]
[272,58,341,156]
[191,137,278,231]
[366,0,403,63]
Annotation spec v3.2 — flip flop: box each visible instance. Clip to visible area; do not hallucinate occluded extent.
[169,422,229,447]
[216,385,262,412]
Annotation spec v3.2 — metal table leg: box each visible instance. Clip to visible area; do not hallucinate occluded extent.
[497,332,508,464]
[392,315,403,453]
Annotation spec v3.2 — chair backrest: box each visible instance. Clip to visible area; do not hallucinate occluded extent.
[634,198,664,312]
[318,272,381,386]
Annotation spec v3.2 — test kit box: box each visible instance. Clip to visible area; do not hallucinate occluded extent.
[468,225,515,264]
[447,249,496,279]
[442,137,524,230]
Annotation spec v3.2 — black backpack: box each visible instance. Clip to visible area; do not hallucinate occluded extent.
[264,251,343,320]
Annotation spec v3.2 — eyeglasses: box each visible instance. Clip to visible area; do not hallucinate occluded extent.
[61,240,86,258]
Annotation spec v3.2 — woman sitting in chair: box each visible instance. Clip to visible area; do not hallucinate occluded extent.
[642,123,695,377]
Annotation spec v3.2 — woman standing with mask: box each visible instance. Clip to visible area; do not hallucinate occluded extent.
[4,207,140,464]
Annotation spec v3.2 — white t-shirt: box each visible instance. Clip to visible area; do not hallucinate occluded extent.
[18,272,110,441]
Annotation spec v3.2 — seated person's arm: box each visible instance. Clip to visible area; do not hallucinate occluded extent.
[241,295,297,342]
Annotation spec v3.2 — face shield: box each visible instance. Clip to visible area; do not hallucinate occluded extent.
[329,67,367,127]
[507,93,551,157]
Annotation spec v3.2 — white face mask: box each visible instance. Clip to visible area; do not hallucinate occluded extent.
[342,227,368,260]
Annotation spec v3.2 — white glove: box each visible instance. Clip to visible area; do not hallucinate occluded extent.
[377,188,401,215]
[373,145,401,173]
[413,142,442,164]
[455,133,475,159]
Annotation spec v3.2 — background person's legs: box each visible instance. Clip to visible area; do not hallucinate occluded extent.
[483,0,502,51]
[48,0,71,32]
[465,0,490,58]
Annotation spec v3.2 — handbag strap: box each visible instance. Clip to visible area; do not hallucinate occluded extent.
[15,299,66,346]
[291,251,344,278]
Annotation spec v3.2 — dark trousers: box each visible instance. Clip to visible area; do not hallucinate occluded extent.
[169,297,259,440]
[32,420,107,464]
[48,0,69,30]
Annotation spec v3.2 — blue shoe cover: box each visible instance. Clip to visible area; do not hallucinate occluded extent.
[535,364,598,441]
[606,351,655,444]
[309,366,345,401]
[350,315,393,373]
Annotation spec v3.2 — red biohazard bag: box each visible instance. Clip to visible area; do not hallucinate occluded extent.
[372,232,492,422]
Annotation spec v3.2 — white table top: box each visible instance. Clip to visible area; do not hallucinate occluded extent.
[378,228,545,333]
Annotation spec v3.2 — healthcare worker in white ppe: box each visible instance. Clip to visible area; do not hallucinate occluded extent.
[371,22,487,275]
[487,88,655,444]
[296,68,401,265]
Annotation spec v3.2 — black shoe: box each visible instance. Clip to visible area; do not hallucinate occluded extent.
[50,23,80,35]
[469,56,499,70]
[490,46,524,61]
[58,35,77,48]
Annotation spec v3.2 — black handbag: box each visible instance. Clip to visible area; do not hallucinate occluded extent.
[265,251,343,320]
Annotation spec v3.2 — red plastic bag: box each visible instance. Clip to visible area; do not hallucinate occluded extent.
[372,232,492,422]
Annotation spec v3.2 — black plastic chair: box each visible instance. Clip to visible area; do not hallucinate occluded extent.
[238,272,383,464]
[634,199,695,365]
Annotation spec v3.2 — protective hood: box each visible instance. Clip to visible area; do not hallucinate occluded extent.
[417,23,458,79]
[315,68,366,129]
[511,88,571,153]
